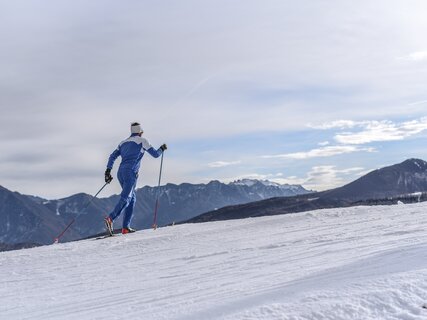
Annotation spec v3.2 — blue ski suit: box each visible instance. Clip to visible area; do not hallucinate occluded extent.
[107,133,163,228]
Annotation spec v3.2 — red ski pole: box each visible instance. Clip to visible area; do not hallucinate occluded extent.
[153,152,165,230]
[53,182,109,243]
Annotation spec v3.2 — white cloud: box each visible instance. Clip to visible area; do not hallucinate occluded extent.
[318,141,330,146]
[302,166,365,191]
[275,166,366,191]
[240,166,367,191]
[208,160,242,168]
[309,117,427,145]
[333,118,427,145]
[262,145,375,160]
[308,120,360,130]
[408,100,427,106]
[2,1,427,197]
[399,51,427,62]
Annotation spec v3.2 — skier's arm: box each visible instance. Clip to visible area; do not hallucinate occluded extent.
[142,138,166,158]
[104,147,120,183]
[107,147,121,169]
[146,146,163,158]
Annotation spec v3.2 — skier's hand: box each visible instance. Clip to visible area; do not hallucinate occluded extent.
[160,143,167,151]
[105,168,113,184]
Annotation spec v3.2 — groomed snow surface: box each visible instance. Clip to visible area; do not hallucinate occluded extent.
[1,203,427,320]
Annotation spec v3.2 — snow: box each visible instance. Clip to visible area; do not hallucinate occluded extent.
[232,179,258,187]
[231,179,285,187]
[413,160,422,169]
[233,179,294,188]
[1,203,427,320]
[258,180,281,187]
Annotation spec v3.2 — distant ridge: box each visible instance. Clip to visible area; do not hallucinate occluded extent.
[0,186,78,246]
[323,158,427,201]
[0,180,310,248]
[4,159,427,248]
[185,159,427,223]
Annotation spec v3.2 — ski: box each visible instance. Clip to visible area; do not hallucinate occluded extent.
[95,233,115,240]
[90,228,122,240]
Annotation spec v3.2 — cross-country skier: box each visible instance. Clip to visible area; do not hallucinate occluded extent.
[104,122,167,235]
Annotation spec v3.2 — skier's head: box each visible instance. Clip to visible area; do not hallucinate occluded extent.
[131,122,143,135]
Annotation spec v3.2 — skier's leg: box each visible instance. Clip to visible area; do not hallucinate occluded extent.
[122,189,136,229]
[109,170,134,221]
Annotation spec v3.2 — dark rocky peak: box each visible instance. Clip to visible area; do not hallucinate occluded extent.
[396,158,427,172]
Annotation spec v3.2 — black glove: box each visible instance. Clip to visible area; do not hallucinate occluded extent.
[160,143,167,151]
[105,168,113,184]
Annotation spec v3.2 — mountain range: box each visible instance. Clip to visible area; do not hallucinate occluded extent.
[186,159,427,223]
[0,179,310,248]
[2,158,427,251]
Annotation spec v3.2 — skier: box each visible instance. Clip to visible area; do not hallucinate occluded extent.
[104,122,167,235]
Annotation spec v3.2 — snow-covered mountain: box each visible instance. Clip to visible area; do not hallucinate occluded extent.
[323,158,427,201]
[230,179,309,193]
[3,158,427,248]
[133,180,311,227]
[1,202,426,319]
[0,180,310,246]
[0,186,78,246]
[188,158,427,223]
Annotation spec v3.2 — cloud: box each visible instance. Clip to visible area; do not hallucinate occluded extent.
[226,166,367,191]
[399,51,427,62]
[407,100,427,106]
[207,160,242,168]
[302,165,365,191]
[309,117,427,145]
[2,1,427,197]
[271,166,366,191]
[262,145,375,160]
[333,118,427,145]
[318,141,330,146]
[308,120,360,130]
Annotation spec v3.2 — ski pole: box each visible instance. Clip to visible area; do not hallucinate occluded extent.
[53,182,109,243]
[153,152,165,230]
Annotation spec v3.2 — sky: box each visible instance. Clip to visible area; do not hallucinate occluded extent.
[1,0,427,199]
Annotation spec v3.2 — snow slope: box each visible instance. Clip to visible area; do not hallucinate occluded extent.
[1,203,427,320]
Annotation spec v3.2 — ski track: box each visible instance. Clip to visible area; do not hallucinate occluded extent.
[1,203,427,319]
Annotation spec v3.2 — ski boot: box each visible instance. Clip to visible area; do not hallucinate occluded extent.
[104,216,114,236]
[122,227,136,234]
